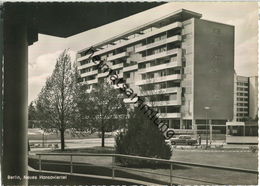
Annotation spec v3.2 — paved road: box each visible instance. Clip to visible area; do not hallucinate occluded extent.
[30,137,254,152]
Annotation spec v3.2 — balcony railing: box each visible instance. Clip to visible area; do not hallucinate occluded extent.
[146,99,181,107]
[111,63,124,70]
[86,78,98,84]
[135,35,182,53]
[107,52,127,61]
[78,22,182,59]
[158,113,181,118]
[77,53,93,62]
[78,61,95,70]
[139,61,182,74]
[81,70,98,77]
[140,87,181,96]
[136,74,182,86]
[97,71,109,78]
[138,48,181,64]
[123,64,138,72]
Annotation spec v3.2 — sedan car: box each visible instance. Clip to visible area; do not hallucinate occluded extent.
[170,135,197,145]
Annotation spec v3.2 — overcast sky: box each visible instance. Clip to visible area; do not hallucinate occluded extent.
[28,2,258,104]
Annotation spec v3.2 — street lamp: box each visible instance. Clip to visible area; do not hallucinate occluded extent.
[204,106,211,149]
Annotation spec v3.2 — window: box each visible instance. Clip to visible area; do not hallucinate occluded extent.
[147,73,154,79]
[159,107,166,113]
[160,70,167,77]
[167,68,175,75]
[160,82,167,89]
[139,63,146,69]
[125,73,130,79]
[167,106,180,113]
[168,81,180,87]
[161,34,167,40]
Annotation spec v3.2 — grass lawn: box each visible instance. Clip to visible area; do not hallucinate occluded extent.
[172,151,258,170]
[29,147,258,185]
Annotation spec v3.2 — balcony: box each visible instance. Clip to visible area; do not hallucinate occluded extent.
[86,78,98,84]
[158,113,181,119]
[97,71,109,78]
[146,99,181,107]
[136,74,182,86]
[78,22,182,58]
[81,70,98,77]
[140,87,181,96]
[77,53,93,62]
[123,64,138,72]
[111,63,124,70]
[123,97,137,104]
[107,52,127,61]
[139,61,182,74]
[138,48,181,64]
[78,62,95,70]
[135,35,182,53]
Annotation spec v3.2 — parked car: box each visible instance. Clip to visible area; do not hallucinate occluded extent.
[170,135,197,145]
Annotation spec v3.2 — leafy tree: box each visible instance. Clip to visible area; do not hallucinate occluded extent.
[115,108,172,167]
[35,49,77,151]
[28,101,37,128]
[73,83,94,134]
[78,81,127,147]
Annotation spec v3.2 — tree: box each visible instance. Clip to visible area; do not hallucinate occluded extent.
[28,101,37,128]
[80,81,127,147]
[115,108,172,167]
[73,83,95,134]
[35,49,77,151]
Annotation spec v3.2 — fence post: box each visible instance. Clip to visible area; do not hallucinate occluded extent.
[170,163,173,186]
[39,155,41,171]
[112,155,115,179]
[70,155,73,174]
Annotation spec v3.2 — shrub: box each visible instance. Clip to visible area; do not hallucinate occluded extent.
[115,109,172,167]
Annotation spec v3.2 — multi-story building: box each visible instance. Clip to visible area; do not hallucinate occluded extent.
[233,74,258,122]
[76,9,235,132]
[233,74,249,121]
[249,76,258,120]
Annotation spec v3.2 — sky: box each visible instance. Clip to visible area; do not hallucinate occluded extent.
[28,2,258,104]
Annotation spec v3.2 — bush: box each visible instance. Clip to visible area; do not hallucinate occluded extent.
[115,109,172,167]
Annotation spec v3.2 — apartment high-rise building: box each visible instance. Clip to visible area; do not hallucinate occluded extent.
[233,74,258,122]
[233,74,249,121]
[76,9,235,132]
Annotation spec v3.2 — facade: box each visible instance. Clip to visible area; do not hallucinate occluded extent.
[233,74,249,121]
[249,76,258,120]
[76,9,235,132]
[233,74,258,122]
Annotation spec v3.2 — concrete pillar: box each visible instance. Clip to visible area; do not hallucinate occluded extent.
[169,119,173,128]
[180,119,183,129]
[192,119,197,138]
[2,17,28,185]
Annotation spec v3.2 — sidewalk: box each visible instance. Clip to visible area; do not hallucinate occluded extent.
[172,140,256,151]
